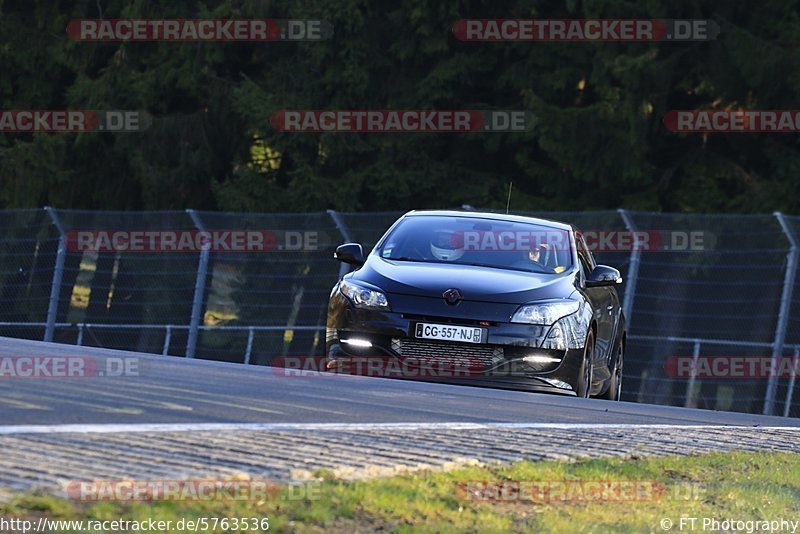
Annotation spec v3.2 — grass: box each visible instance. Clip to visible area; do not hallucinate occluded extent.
[2,452,799,533]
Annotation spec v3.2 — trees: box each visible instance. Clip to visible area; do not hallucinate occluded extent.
[1,0,799,214]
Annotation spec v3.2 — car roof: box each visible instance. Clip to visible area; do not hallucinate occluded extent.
[403,210,574,232]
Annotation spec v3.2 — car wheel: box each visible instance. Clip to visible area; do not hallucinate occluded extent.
[576,330,594,398]
[601,340,623,401]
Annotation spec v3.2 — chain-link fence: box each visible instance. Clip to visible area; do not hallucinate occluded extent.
[1,208,798,417]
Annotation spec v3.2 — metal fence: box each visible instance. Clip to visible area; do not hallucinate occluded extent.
[0,208,798,417]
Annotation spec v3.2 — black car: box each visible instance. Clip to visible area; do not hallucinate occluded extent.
[325,210,626,399]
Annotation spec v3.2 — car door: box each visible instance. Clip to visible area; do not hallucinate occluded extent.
[575,232,615,363]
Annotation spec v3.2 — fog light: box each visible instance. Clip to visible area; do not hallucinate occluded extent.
[523,355,562,364]
[341,338,373,348]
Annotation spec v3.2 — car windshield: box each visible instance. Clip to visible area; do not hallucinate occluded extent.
[377,215,573,274]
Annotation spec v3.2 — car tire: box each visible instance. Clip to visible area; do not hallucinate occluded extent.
[576,330,594,398]
[601,340,623,401]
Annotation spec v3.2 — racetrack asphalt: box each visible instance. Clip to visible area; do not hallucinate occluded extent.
[1,336,797,427]
[2,337,800,493]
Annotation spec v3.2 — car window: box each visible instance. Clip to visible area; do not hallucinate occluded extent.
[377,215,573,274]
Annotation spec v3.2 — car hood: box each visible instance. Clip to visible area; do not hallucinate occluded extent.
[351,257,575,304]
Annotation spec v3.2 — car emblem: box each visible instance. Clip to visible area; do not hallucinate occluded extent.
[443,288,462,305]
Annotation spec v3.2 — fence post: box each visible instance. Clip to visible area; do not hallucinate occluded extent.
[684,340,701,408]
[162,325,172,356]
[764,212,798,415]
[784,347,799,418]
[617,209,640,328]
[244,327,254,365]
[185,210,210,359]
[44,207,67,343]
[327,209,353,280]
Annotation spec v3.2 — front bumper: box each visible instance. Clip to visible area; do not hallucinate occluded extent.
[325,294,586,395]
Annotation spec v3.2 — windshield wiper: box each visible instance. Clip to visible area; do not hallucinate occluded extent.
[384,256,420,262]
[384,257,449,264]
[463,262,543,273]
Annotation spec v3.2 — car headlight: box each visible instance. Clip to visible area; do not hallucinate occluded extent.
[511,300,580,325]
[339,279,390,310]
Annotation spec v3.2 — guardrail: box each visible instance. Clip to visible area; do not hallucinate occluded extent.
[630,334,799,418]
[0,322,324,365]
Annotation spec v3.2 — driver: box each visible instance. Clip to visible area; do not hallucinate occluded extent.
[430,229,465,261]
[526,243,567,273]
[528,243,548,266]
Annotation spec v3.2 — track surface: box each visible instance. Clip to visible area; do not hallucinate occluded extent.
[1,337,799,493]
[1,336,797,427]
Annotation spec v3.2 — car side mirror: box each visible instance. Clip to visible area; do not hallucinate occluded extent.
[586,265,622,287]
[334,243,364,266]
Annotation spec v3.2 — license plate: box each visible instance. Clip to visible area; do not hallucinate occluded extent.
[414,323,484,344]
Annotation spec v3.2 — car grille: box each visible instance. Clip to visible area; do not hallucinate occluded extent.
[391,338,504,369]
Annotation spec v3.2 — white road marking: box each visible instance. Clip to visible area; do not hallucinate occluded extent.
[0,398,52,411]
[0,422,797,435]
